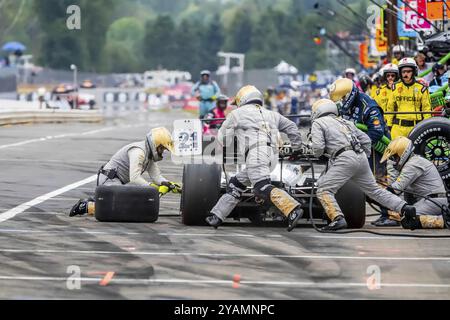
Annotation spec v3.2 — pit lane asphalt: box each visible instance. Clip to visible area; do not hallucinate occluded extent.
[0,109,449,300]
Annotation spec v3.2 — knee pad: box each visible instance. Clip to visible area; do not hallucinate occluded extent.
[316,190,342,222]
[269,188,299,216]
[253,179,274,203]
[419,215,444,229]
[227,176,247,200]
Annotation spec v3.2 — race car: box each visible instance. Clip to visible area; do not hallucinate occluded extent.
[176,126,366,228]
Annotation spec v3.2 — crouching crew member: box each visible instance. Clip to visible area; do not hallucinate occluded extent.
[69,127,181,217]
[381,137,449,230]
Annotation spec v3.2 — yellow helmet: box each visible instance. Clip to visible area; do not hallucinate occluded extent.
[380,136,414,170]
[146,127,175,161]
[311,99,339,122]
[329,78,354,102]
[329,78,358,115]
[233,85,263,108]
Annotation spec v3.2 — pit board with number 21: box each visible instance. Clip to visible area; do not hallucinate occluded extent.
[173,119,203,156]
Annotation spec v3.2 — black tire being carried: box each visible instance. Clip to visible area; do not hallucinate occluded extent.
[408,117,450,190]
[181,164,222,226]
[335,181,366,229]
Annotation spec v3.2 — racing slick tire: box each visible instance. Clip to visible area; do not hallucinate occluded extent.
[408,117,450,190]
[95,185,159,223]
[181,164,221,226]
[335,182,366,229]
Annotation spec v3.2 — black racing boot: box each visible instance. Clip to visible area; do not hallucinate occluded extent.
[401,204,416,220]
[321,216,347,231]
[400,205,418,230]
[69,198,92,217]
[401,216,421,230]
[205,214,223,229]
[373,217,400,227]
[287,208,304,232]
[370,215,385,226]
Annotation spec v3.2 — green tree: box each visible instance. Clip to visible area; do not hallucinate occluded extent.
[104,42,140,73]
[200,15,224,73]
[173,19,202,74]
[143,15,176,69]
[105,17,145,72]
[33,0,117,71]
[246,7,285,68]
[33,0,86,69]
[225,10,253,54]
[79,0,117,72]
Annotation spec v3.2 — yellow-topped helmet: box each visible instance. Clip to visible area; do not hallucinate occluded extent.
[233,85,263,108]
[146,127,175,161]
[311,99,339,122]
[329,78,358,115]
[380,136,415,171]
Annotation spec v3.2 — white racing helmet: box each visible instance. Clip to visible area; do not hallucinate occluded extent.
[393,45,406,54]
[398,57,418,76]
[200,70,211,77]
[345,68,357,76]
[382,63,399,75]
[382,63,400,81]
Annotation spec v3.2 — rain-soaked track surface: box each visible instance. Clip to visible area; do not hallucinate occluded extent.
[0,109,449,300]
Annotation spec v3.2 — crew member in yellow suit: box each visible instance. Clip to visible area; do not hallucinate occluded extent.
[374,63,398,118]
[369,72,383,99]
[386,58,432,139]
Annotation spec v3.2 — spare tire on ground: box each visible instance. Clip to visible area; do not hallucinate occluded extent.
[181,164,221,226]
[335,181,366,229]
[408,117,450,190]
[95,185,159,222]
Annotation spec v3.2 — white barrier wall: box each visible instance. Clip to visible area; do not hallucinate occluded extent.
[0,99,40,111]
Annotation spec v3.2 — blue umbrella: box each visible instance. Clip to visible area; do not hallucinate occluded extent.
[2,41,26,52]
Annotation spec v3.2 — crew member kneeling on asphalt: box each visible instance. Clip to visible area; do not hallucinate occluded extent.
[205,85,305,232]
[309,99,416,231]
[381,137,449,230]
[69,127,181,217]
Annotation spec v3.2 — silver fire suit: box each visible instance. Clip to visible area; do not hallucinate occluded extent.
[311,115,407,221]
[98,141,167,186]
[210,103,303,221]
[390,155,448,228]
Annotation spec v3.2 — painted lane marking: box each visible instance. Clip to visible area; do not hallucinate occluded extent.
[0,276,448,289]
[0,123,149,150]
[0,158,104,164]
[0,128,112,150]
[0,248,449,261]
[0,226,447,241]
[0,175,96,223]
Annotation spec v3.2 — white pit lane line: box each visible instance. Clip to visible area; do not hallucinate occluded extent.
[1,248,450,261]
[0,276,448,289]
[0,123,151,150]
[0,128,113,150]
[0,175,97,223]
[0,225,447,241]
[0,122,165,223]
